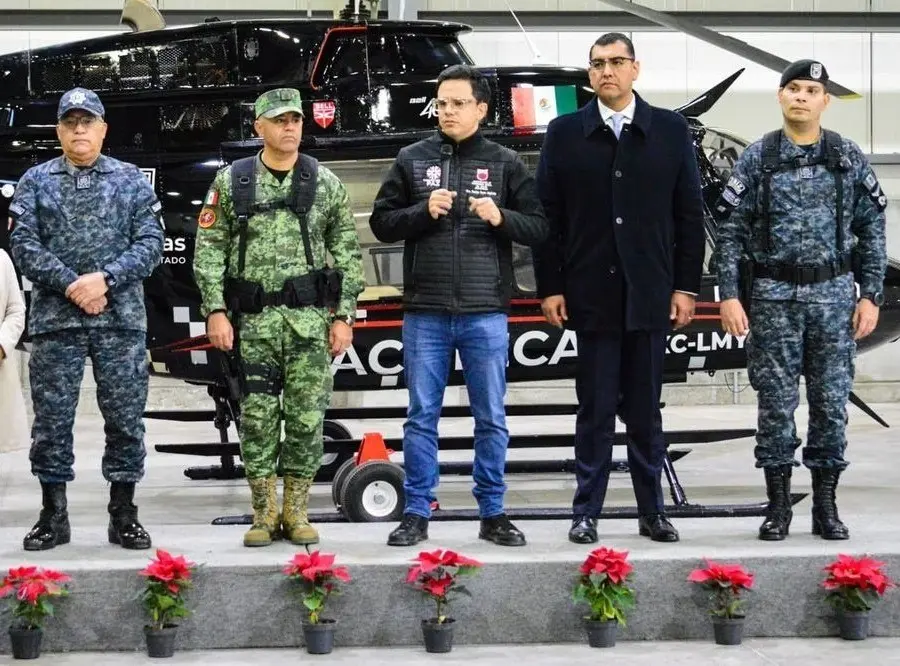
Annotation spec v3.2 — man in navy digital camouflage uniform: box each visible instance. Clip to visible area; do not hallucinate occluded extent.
[8,87,164,551]
[713,60,887,542]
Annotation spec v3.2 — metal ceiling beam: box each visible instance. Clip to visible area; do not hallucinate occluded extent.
[2,10,900,32]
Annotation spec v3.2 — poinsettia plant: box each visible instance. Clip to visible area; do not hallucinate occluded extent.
[283,551,351,624]
[139,549,196,631]
[823,554,895,612]
[573,547,636,625]
[0,566,71,630]
[406,549,482,624]
[688,559,754,618]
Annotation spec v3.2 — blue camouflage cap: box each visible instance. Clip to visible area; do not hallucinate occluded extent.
[57,87,105,120]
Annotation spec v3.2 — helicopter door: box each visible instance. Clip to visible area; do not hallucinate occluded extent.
[308,26,373,134]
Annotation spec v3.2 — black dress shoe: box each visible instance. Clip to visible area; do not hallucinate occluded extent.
[568,516,598,544]
[479,514,526,546]
[387,513,429,546]
[638,513,679,542]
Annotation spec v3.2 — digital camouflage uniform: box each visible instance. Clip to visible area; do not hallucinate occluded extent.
[8,87,164,551]
[193,88,364,546]
[713,61,887,541]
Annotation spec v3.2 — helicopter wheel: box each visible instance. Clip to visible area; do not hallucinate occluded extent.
[339,461,406,523]
[331,457,358,509]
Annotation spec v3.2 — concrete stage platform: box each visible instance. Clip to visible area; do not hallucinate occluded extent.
[0,403,899,655]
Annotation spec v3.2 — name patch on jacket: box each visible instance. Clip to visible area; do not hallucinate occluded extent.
[465,168,497,198]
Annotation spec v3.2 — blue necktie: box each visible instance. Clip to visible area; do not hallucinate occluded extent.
[611,112,625,139]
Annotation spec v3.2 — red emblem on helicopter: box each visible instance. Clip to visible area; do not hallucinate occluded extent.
[313,101,336,129]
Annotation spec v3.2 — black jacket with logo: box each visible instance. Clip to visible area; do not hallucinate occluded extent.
[369,131,549,313]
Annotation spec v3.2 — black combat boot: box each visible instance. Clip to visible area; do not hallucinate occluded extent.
[107,482,152,549]
[758,465,793,541]
[23,482,71,551]
[811,468,849,540]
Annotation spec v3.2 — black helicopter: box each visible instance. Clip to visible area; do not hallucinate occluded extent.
[0,0,896,522]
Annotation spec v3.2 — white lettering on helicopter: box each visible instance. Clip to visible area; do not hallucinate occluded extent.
[164,237,186,253]
[329,328,745,376]
[419,98,438,118]
[666,331,745,355]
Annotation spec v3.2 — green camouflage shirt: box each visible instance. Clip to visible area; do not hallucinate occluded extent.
[192,153,364,340]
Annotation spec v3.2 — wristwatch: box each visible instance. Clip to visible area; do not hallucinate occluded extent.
[334,314,355,326]
[102,269,116,289]
[861,291,885,307]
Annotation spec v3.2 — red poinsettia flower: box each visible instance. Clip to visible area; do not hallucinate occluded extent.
[283,551,352,583]
[140,549,194,591]
[406,549,482,584]
[823,554,894,596]
[688,560,754,592]
[422,574,454,599]
[579,547,633,585]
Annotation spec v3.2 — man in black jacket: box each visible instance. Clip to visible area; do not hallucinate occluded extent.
[534,34,705,544]
[370,64,549,547]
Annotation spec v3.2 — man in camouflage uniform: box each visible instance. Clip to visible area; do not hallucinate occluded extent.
[8,87,164,551]
[193,88,364,547]
[713,60,887,542]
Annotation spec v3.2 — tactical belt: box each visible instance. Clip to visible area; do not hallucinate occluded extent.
[754,254,852,286]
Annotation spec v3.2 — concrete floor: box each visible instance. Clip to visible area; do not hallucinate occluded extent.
[8,639,900,665]
[1,402,899,656]
[1,400,898,533]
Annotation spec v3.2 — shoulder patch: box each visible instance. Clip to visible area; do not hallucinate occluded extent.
[726,175,746,194]
[204,189,219,207]
[198,207,217,229]
[861,168,888,212]
[8,202,24,217]
[150,201,162,214]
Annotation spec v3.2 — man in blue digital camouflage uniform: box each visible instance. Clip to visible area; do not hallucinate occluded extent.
[8,87,164,551]
[712,60,887,542]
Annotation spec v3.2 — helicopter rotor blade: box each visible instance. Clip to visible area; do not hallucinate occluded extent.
[596,0,861,100]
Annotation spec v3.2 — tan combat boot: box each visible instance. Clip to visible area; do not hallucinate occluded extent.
[243,475,281,547]
[282,476,319,545]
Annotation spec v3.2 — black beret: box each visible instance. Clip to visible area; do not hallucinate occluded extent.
[779,59,829,89]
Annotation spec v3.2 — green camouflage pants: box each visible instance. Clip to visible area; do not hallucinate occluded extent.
[238,331,333,479]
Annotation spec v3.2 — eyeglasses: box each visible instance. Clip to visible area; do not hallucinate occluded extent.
[589,57,634,70]
[435,98,476,112]
[59,115,100,129]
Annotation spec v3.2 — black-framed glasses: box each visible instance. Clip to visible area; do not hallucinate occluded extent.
[589,57,634,70]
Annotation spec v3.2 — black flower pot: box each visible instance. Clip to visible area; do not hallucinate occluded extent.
[144,624,178,658]
[583,618,618,648]
[303,619,337,654]
[838,610,870,641]
[9,627,42,660]
[421,617,455,653]
[712,616,745,645]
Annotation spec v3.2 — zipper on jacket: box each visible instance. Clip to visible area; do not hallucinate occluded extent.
[451,149,460,310]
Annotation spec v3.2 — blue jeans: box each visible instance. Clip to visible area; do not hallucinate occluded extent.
[401,312,509,519]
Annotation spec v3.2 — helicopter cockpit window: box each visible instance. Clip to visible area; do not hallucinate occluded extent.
[236,26,317,86]
[156,44,193,89]
[34,55,77,94]
[323,36,367,81]
[79,53,118,91]
[118,49,153,90]
[395,34,473,74]
[160,103,238,149]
